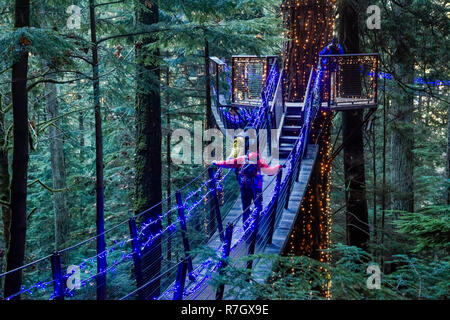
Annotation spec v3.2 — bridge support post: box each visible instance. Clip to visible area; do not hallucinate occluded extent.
[129,217,145,300]
[50,252,65,300]
[285,157,296,209]
[267,112,272,158]
[295,132,307,182]
[175,191,195,281]
[173,260,188,300]
[268,169,283,245]
[216,224,233,300]
[246,201,261,270]
[208,167,224,242]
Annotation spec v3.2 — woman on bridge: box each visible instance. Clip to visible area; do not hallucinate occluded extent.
[213,139,281,228]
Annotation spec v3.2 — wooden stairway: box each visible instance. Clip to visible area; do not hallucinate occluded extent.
[279,103,303,159]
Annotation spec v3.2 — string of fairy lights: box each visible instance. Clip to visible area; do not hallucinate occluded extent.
[282,0,336,102]
[1,56,280,301]
[1,0,354,297]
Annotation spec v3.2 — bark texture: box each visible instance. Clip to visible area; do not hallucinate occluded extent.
[134,0,162,299]
[4,0,30,299]
[282,0,336,102]
[44,73,69,252]
[338,0,370,250]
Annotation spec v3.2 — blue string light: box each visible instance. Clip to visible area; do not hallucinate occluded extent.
[1,54,328,301]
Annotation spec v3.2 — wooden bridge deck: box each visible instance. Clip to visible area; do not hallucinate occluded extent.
[162,144,318,300]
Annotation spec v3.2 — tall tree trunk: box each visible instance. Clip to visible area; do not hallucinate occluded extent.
[4,0,30,299]
[43,72,69,253]
[165,67,172,261]
[447,102,450,205]
[0,96,11,253]
[78,95,85,162]
[282,0,335,102]
[204,39,212,130]
[0,95,11,289]
[390,40,415,216]
[372,117,377,241]
[338,0,370,250]
[134,0,162,299]
[89,0,106,300]
[390,83,414,216]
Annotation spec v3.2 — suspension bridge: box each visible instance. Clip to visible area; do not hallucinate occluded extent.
[0,52,378,300]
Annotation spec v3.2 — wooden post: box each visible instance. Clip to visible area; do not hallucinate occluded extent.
[208,167,224,241]
[268,169,283,245]
[267,112,272,157]
[175,191,195,280]
[173,260,188,300]
[129,217,144,300]
[247,199,261,270]
[216,224,233,300]
[296,132,306,182]
[285,157,296,210]
[50,252,65,300]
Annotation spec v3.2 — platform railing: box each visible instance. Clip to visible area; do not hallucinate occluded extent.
[319,53,379,110]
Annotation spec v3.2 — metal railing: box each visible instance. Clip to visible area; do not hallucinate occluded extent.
[319,53,379,109]
[0,54,327,301]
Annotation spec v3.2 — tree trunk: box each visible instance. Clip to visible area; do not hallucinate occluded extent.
[282,0,335,102]
[204,39,212,130]
[0,96,11,253]
[134,0,162,299]
[389,1,415,216]
[165,67,172,261]
[372,117,377,241]
[338,0,370,250]
[43,72,69,253]
[78,95,85,162]
[390,89,414,216]
[4,0,30,299]
[390,69,414,215]
[0,95,11,289]
[447,102,450,205]
[89,0,106,300]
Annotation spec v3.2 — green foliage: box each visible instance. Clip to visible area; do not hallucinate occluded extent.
[0,27,75,69]
[395,205,450,253]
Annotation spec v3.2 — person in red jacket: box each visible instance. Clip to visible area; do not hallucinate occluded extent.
[213,152,282,227]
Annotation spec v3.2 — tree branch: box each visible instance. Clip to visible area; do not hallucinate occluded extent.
[27,179,68,193]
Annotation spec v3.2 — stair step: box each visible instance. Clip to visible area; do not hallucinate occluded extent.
[282,126,302,130]
[280,136,299,141]
[278,143,294,150]
[286,108,302,114]
[285,114,302,119]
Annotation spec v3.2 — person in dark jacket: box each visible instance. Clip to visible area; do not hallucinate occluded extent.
[319,37,344,103]
[213,151,281,227]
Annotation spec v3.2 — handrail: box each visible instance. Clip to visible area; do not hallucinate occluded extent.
[0,54,330,301]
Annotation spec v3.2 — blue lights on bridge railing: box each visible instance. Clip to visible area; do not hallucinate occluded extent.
[0,54,327,301]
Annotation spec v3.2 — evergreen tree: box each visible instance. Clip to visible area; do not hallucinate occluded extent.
[4,0,30,299]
